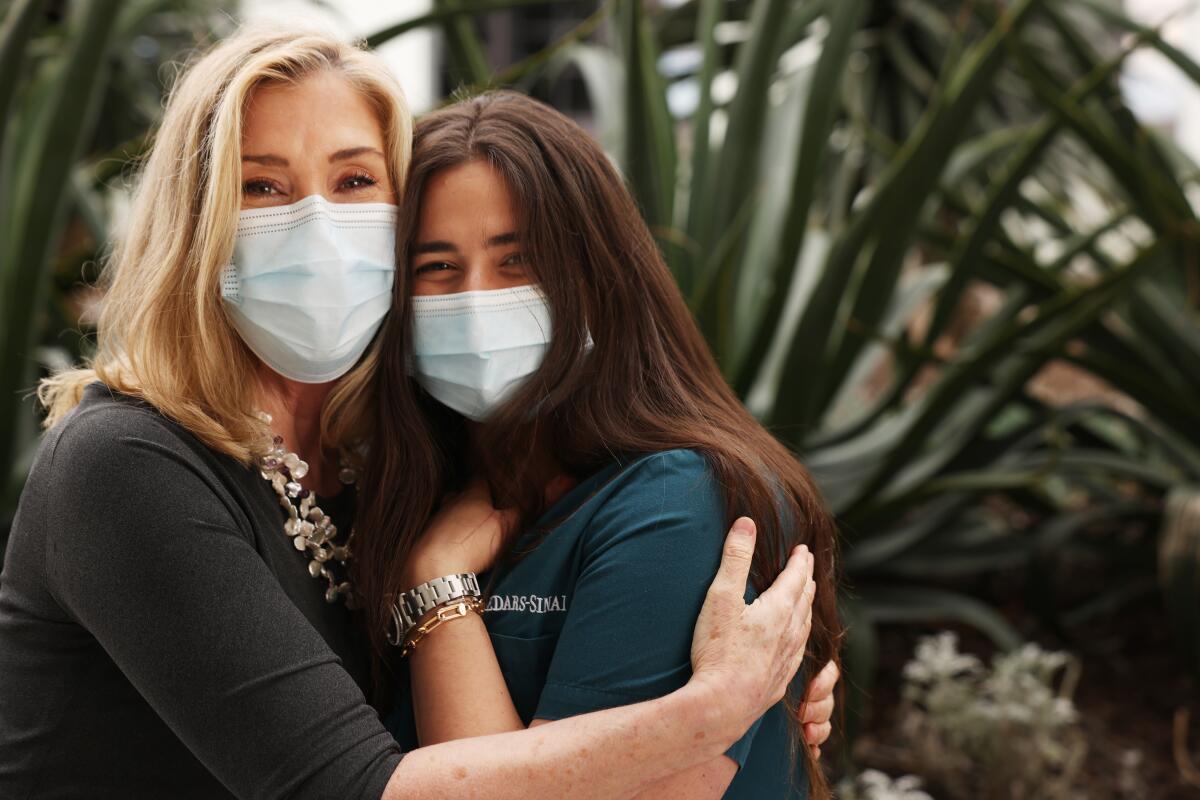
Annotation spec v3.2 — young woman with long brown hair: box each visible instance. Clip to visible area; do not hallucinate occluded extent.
[357,91,844,799]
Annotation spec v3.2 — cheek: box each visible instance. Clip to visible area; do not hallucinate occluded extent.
[498,271,535,290]
[410,281,447,297]
[374,171,397,199]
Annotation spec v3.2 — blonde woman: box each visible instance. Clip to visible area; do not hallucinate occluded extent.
[0,28,828,799]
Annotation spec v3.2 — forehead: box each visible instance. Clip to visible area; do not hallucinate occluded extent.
[417,160,518,233]
[241,72,384,148]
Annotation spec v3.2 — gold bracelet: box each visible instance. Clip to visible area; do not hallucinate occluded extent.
[400,597,485,657]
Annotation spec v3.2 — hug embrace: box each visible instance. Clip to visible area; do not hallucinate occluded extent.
[0,27,843,800]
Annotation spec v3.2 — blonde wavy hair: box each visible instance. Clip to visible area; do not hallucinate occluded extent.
[39,26,412,463]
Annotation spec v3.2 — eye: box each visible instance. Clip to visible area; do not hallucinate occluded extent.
[414,261,455,276]
[341,171,378,191]
[243,179,281,196]
[501,252,526,267]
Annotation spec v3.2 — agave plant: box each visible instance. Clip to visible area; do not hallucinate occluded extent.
[0,0,236,523]
[510,0,1200,714]
[0,0,121,513]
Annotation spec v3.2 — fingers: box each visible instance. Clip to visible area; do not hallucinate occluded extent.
[765,544,814,611]
[451,479,515,536]
[798,658,834,759]
[707,517,757,603]
[803,720,832,747]
[797,589,813,644]
[799,693,835,725]
[806,660,840,703]
[786,569,816,641]
[783,580,815,677]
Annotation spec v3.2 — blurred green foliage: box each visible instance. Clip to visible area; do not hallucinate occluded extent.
[0,0,235,513]
[2,0,1199,740]
[409,0,1200,715]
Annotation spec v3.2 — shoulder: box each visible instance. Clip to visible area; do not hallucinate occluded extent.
[44,383,211,474]
[604,448,718,500]
[30,387,251,594]
[30,384,241,531]
[578,449,727,556]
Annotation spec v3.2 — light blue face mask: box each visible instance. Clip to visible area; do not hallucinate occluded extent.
[220,195,398,383]
[410,285,555,421]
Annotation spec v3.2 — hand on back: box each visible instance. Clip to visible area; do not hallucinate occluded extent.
[688,518,818,738]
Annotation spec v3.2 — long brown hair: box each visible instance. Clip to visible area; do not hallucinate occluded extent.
[356,90,842,797]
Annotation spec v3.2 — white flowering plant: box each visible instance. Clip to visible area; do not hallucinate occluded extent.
[838,769,936,800]
[895,632,1086,799]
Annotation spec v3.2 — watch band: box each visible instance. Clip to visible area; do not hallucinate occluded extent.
[387,572,482,646]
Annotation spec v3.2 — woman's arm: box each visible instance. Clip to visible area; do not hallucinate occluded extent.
[529,718,738,800]
[31,410,810,800]
[387,518,816,800]
[392,685,732,800]
[37,408,404,799]
[400,481,524,743]
[406,608,523,742]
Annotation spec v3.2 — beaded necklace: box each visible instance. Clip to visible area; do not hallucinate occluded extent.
[256,414,357,607]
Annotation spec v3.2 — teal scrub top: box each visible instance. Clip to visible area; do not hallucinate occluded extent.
[386,449,807,799]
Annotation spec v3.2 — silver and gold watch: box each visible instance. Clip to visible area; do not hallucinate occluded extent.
[387,572,482,646]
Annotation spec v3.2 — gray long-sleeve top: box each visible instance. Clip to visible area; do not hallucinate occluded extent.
[0,383,403,798]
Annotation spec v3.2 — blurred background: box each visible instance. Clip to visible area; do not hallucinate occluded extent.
[2,0,1199,796]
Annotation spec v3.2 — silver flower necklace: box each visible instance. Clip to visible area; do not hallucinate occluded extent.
[257,412,358,607]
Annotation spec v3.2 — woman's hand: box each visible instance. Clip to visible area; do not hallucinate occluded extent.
[687,517,816,743]
[404,479,514,585]
[404,475,577,586]
[800,660,839,758]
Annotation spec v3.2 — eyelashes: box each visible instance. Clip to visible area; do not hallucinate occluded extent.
[240,171,380,197]
[242,178,281,197]
[414,262,453,275]
[411,254,528,276]
[341,171,377,191]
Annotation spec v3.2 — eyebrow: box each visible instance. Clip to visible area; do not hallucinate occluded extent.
[412,232,520,256]
[485,232,519,247]
[412,240,457,255]
[242,154,288,166]
[329,146,384,163]
[240,146,385,167]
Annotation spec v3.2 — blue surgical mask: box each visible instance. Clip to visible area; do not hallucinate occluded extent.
[220,195,397,383]
[410,285,554,421]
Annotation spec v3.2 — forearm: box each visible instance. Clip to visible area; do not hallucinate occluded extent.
[383,683,734,800]
[630,757,736,800]
[408,613,524,744]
